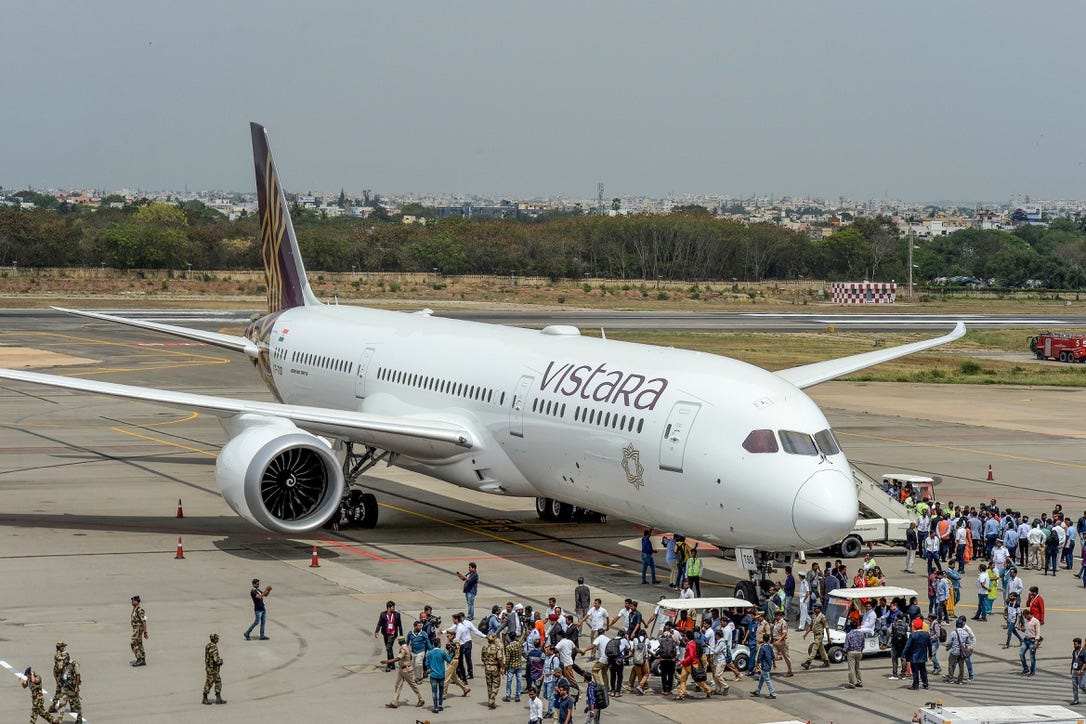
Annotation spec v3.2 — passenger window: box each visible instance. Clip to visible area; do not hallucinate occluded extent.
[779,430,818,455]
[814,429,841,456]
[742,429,779,454]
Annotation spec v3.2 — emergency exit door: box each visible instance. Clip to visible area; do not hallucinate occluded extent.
[354,347,376,399]
[509,375,534,438]
[659,401,700,472]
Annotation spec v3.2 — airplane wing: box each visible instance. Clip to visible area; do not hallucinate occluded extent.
[774,322,966,389]
[52,306,259,358]
[0,367,474,459]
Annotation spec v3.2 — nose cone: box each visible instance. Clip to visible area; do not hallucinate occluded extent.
[792,469,858,548]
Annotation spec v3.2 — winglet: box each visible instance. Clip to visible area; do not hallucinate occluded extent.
[250,122,320,312]
[775,322,967,389]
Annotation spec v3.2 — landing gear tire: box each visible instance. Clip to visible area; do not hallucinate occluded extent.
[838,535,863,559]
[346,490,378,529]
[734,580,758,603]
[548,498,574,523]
[536,497,553,521]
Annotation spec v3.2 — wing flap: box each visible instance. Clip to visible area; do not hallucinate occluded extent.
[774,322,966,389]
[52,307,259,357]
[0,368,474,459]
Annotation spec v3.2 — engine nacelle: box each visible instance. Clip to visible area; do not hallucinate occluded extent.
[216,419,345,534]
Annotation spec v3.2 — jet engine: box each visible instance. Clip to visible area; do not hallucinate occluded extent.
[216,419,345,534]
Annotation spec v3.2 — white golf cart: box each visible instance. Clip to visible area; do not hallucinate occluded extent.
[821,586,917,664]
[646,596,753,671]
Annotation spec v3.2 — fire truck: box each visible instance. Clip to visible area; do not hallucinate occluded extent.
[1028,331,1086,362]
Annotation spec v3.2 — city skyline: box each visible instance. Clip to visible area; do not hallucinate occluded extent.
[3,2,1085,201]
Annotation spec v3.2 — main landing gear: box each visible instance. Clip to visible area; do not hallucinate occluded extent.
[325,441,397,529]
[534,497,606,523]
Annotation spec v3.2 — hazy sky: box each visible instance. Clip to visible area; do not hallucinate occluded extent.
[3,1,1085,202]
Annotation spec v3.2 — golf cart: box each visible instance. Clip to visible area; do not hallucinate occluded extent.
[821,586,917,664]
[646,596,753,671]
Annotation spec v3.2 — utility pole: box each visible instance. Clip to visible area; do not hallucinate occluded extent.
[907,228,915,302]
[597,182,604,214]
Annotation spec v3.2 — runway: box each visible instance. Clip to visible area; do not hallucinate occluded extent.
[0,309,1084,723]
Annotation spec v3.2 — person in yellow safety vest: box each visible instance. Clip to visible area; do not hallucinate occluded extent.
[684,549,704,597]
[916,499,931,518]
[904,494,916,515]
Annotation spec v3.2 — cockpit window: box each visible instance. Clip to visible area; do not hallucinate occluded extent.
[779,430,818,455]
[742,429,779,454]
[814,429,841,456]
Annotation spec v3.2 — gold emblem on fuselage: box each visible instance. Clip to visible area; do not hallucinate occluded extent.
[621,443,644,490]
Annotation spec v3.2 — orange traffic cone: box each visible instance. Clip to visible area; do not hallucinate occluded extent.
[175,536,185,559]
[176,498,184,518]
[309,545,320,568]
[987,465,994,481]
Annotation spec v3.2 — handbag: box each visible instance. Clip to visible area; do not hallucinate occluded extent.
[691,665,707,682]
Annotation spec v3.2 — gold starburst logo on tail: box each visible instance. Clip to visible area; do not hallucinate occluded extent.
[621,444,644,490]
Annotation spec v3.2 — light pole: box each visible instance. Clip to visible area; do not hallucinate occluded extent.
[907,229,915,302]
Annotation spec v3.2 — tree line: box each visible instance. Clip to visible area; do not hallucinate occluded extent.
[1,199,1084,288]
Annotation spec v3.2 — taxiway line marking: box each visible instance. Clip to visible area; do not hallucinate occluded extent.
[838,431,1086,471]
[316,537,387,561]
[109,427,218,457]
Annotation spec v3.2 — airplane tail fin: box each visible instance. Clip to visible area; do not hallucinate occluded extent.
[250,122,320,312]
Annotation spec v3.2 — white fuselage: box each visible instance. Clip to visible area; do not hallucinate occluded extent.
[262,304,858,551]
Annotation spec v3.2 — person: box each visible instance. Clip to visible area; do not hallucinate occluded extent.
[406,619,432,682]
[935,571,951,623]
[374,600,403,672]
[640,529,659,584]
[1004,592,1023,649]
[902,619,931,690]
[904,521,919,573]
[843,623,866,688]
[606,631,630,696]
[924,530,942,574]
[574,577,591,618]
[972,565,989,621]
[627,630,651,694]
[1019,609,1040,676]
[457,562,479,620]
[426,637,457,713]
[541,644,560,719]
[888,608,910,680]
[771,609,793,677]
[1029,520,1046,570]
[382,636,426,709]
[579,598,608,636]
[1045,524,1061,575]
[553,630,579,685]
[657,624,681,695]
[130,595,148,666]
[583,673,601,723]
[1071,637,1086,705]
[447,612,485,682]
[797,572,812,631]
[675,629,712,699]
[684,548,703,596]
[927,614,943,675]
[244,578,272,640]
[1026,585,1046,624]
[202,633,226,705]
[22,666,61,724]
[527,687,543,724]
[554,680,574,724]
[480,634,504,709]
[945,617,973,685]
[504,628,527,702]
[801,603,831,669]
[749,633,777,699]
[46,642,69,715]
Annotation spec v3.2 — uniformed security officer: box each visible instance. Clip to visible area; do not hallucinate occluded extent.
[54,656,84,723]
[130,595,148,666]
[22,666,61,724]
[47,642,69,714]
[801,603,831,669]
[203,633,227,705]
[480,634,504,709]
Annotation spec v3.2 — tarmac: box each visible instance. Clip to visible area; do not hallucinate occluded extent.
[1,312,1085,723]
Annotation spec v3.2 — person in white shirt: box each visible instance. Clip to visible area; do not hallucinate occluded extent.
[709,634,732,694]
[579,632,611,687]
[553,631,577,683]
[579,600,609,635]
[991,540,1009,577]
[446,612,486,680]
[679,580,695,601]
[797,576,812,631]
[527,687,543,723]
[973,565,991,622]
[1005,567,1024,603]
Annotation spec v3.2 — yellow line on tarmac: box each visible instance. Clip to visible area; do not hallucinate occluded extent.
[110,426,218,457]
[379,501,635,574]
[838,431,1086,471]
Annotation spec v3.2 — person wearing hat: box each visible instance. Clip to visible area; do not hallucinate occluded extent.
[130,595,148,666]
[53,651,84,723]
[23,665,61,724]
[771,609,793,676]
[46,642,69,714]
[381,635,426,709]
[244,578,272,640]
[901,618,931,689]
[203,633,226,705]
[801,603,831,669]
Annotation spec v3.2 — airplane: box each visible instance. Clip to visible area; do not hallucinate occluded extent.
[0,123,965,558]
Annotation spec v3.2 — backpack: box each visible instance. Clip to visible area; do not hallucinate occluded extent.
[658,635,677,661]
[932,620,946,643]
[594,683,610,710]
[632,640,646,665]
[959,632,974,657]
[891,616,909,643]
[478,616,492,635]
[604,637,623,662]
